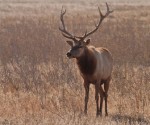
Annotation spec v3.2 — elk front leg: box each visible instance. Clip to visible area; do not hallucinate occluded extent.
[99,85,104,116]
[95,84,100,116]
[104,78,110,116]
[84,82,89,115]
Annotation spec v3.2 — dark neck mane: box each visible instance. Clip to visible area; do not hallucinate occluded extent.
[76,47,97,75]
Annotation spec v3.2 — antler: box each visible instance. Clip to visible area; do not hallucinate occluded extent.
[59,7,77,41]
[79,3,113,40]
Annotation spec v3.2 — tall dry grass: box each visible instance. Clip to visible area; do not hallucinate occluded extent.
[0,2,149,125]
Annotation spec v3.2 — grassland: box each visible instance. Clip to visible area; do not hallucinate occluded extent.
[0,0,150,125]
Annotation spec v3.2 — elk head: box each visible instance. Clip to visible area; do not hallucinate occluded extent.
[59,3,113,59]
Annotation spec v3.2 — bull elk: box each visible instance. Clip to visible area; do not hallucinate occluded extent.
[59,3,113,116]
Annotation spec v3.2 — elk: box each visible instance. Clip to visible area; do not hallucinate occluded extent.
[59,3,113,116]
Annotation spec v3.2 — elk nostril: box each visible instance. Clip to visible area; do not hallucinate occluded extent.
[67,52,71,57]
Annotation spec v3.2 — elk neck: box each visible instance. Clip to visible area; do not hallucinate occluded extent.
[76,46,97,75]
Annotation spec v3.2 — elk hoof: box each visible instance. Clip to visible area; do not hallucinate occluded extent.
[96,112,102,117]
[84,110,87,114]
[84,111,88,116]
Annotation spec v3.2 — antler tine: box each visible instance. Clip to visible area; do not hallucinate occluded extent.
[59,6,77,41]
[61,6,66,15]
[81,3,113,40]
[62,33,75,39]
[98,6,104,18]
[105,2,113,16]
[75,30,87,40]
[59,6,66,30]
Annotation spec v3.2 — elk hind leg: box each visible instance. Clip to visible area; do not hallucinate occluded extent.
[99,85,104,116]
[95,83,101,116]
[104,77,110,116]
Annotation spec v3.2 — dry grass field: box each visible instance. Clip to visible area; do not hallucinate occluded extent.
[0,0,150,125]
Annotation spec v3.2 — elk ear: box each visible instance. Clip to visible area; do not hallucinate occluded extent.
[66,41,73,47]
[85,39,90,45]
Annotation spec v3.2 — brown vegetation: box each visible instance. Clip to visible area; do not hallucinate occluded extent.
[0,1,149,125]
